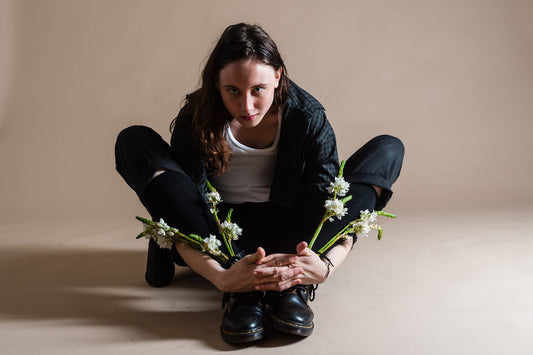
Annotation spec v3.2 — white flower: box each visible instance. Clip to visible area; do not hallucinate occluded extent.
[203,234,222,255]
[155,235,173,249]
[157,228,166,236]
[324,199,348,220]
[360,209,378,223]
[221,221,243,241]
[352,210,379,238]
[155,218,170,231]
[354,221,371,238]
[327,176,350,197]
[206,191,222,205]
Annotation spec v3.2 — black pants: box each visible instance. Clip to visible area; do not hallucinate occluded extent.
[115,125,404,257]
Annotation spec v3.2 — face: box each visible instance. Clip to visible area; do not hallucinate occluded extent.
[218,59,282,128]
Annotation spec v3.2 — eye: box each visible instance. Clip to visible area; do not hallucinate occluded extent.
[227,88,239,95]
[252,87,264,94]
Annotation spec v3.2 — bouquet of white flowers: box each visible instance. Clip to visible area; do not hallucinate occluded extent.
[136,216,229,265]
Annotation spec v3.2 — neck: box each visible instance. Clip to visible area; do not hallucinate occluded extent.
[230,109,279,149]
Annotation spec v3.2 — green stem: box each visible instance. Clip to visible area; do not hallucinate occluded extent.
[170,232,229,264]
[212,207,234,257]
[316,219,358,254]
[338,160,346,178]
[206,179,215,192]
[317,234,346,255]
[335,220,356,239]
[308,215,329,249]
[377,211,397,218]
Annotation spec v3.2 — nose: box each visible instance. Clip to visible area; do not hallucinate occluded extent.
[240,93,254,113]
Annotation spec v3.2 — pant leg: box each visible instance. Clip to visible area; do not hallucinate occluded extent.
[114,125,218,285]
[115,125,187,197]
[344,135,404,210]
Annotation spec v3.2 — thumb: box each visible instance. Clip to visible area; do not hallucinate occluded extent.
[296,241,309,255]
[245,247,266,264]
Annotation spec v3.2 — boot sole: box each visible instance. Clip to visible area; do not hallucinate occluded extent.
[266,313,314,337]
[220,325,265,344]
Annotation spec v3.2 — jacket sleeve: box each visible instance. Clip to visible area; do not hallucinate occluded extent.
[298,110,340,228]
[169,102,206,185]
[302,110,339,192]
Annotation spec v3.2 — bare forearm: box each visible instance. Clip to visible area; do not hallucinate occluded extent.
[321,237,352,279]
[175,242,227,290]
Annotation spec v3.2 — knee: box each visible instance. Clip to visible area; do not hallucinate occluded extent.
[115,125,158,171]
[373,135,405,162]
[115,125,154,149]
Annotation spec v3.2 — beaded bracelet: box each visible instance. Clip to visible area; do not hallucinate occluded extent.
[319,254,334,282]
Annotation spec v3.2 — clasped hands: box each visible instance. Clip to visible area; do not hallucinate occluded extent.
[223,241,328,293]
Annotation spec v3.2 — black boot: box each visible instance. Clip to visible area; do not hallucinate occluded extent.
[264,285,316,336]
[220,291,265,343]
[145,238,175,287]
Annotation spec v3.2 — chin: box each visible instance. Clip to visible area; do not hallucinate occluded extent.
[237,115,264,127]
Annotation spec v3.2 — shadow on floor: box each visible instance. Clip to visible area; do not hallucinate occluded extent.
[0,246,306,350]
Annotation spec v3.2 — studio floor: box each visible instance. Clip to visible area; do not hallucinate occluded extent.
[1,210,532,354]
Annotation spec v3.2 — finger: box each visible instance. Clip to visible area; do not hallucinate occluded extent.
[296,241,308,255]
[256,255,295,268]
[255,277,302,292]
[271,255,299,268]
[244,247,266,264]
[256,247,266,259]
[278,278,302,292]
[255,253,283,265]
[254,266,303,283]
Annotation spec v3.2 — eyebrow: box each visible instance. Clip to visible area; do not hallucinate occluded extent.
[222,83,267,89]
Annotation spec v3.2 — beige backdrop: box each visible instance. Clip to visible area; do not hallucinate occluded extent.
[1,0,532,224]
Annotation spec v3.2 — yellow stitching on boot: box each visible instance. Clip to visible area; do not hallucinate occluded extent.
[270,314,313,329]
[221,327,264,335]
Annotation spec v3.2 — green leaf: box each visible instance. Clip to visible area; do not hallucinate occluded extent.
[135,216,153,224]
[341,195,353,204]
[136,231,148,239]
[226,208,233,222]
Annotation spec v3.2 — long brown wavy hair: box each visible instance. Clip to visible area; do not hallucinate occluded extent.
[170,23,290,176]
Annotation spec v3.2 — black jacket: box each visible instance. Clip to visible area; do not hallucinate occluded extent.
[170,81,339,213]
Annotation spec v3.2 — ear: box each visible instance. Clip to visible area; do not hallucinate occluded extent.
[274,67,282,89]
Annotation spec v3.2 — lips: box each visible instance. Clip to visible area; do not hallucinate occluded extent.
[240,114,258,121]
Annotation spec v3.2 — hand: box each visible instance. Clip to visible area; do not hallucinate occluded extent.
[292,241,329,285]
[219,247,267,293]
[253,241,328,291]
[252,250,304,292]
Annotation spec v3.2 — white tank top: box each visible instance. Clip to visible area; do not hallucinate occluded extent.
[211,113,281,203]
